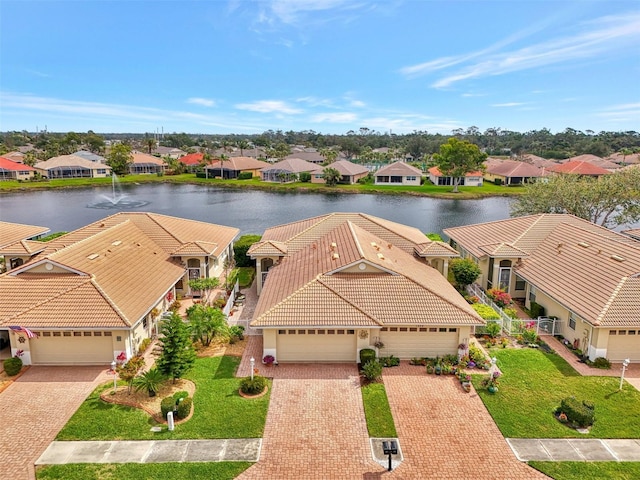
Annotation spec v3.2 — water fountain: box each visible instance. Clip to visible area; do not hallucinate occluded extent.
[87,173,150,209]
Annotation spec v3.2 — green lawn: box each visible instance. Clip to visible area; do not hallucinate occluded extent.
[0,173,523,199]
[57,356,270,440]
[233,267,256,288]
[529,461,640,480]
[472,349,640,438]
[361,382,397,437]
[36,462,251,480]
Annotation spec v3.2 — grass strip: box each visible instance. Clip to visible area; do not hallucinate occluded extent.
[361,382,397,437]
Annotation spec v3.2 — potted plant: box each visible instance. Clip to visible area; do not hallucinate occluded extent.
[481,371,501,393]
[263,354,275,366]
[434,363,442,375]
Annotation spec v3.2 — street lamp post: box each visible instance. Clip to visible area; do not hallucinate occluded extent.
[250,357,255,381]
[111,360,117,394]
[620,358,630,390]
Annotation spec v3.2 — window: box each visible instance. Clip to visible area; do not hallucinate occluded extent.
[317,330,326,334]
[308,330,316,334]
[409,327,417,332]
[429,328,437,332]
[73,332,82,337]
[406,176,417,181]
[619,330,627,335]
[609,330,617,335]
[94,331,102,336]
[390,176,403,183]
[569,317,576,330]
[53,332,61,336]
[498,260,512,290]
[347,330,355,334]
[390,327,398,332]
[84,332,92,336]
[629,330,636,335]
[419,327,427,332]
[515,276,526,291]
[399,327,408,332]
[278,330,286,334]
[439,327,447,332]
[63,332,71,336]
[143,318,148,329]
[43,332,51,337]
[337,329,345,334]
[328,330,335,334]
[529,285,537,303]
[288,330,296,334]
[104,332,112,336]
[298,330,306,334]
[448,328,457,333]
[381,327,388,332]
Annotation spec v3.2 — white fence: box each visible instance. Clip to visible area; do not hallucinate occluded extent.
[223,279,240,317]
[467,284,561,336]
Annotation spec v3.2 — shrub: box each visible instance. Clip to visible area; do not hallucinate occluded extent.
[299,172,311,182]
[380,355,400,367]
[529,302,546,318]
[359,348,376,365]
[161,397,175,419]
[173,390,189,401]
[557,396,595,428]
[592,357,611,369]
[487,288,512,308]
[409,357,425,366]
[133,368,166,397]
[239,375,267,395]
[229,325,245,341]
[450,258,482,290]
[176,396,192,419]
[3,357,23,376]
[468,343,486,364]
[522,328,538,344]
[233,234,262,267]
[361,360,383,382]
[485,322,502,338]
[472,303,500,320]
[503,307,519,319]
[494,178,502,186]
[237,171,253,180]
[138,337,151,354]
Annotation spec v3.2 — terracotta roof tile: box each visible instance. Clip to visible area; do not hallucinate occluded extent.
[247,240,288,256]
[414,241,460,257]
[376,161,422,176]
[0,239,46,256]
[549,160,611,175]
[0,156,36,171]
[0,221,50,248]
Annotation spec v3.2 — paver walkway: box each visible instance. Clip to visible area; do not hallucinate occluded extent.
[235,363,381,479]
[0,366,110,480]
[508,438,640,461]
[382,364,549,479]
[36,439,261,464]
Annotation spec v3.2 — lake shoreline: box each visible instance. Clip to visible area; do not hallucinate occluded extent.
[0,174,522,200]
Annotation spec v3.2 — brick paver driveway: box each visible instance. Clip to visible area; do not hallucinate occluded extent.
[236,363,382,479]
[1,366,109,480]
[383,364,549,479]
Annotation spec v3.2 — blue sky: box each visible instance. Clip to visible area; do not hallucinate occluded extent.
[1,0,638,135]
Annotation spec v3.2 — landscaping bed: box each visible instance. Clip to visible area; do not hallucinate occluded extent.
[529,461,640,480]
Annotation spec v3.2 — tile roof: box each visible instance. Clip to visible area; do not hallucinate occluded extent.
[549,161,611,175]
[131,152,167,165]
[0,239,46,256]
[179,152,204,165]
[325,160,369,176]
[0,213,239,330]
[514,223,640,327]
[0,157,36,172]
[478,243,529,257]
[252,221,483,328]
[35,155,111,171]
[608,152,640,165]
[284,151,324,163]
[443,214,626,259]
[171,241,219,256]
[262,158,320,173]
[484,159,546,177]
[414,241,460,257]
[0,221,50,248]
[428,166,482,177]
[376,161,422,176]
[260,212,430,255]
[622,229,640,241]
[247,240,288,256]
[208,156,270,171]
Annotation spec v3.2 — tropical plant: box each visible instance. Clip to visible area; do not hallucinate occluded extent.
[485,321,502,339]
[156,313,197,382]
[487,288,513,308]
[186,303,229,347]
[433,137,487,193]
[116,355,145,393]
[322,167,342,186]
[239,375,267,395]
[187,277,220,304]
[472,303,501,320]
[106,143,133,175]
[133,368,166,397]
[361,360,383,382]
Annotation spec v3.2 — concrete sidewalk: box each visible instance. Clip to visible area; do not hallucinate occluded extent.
[508,438,640,461]
[36,439,261,465]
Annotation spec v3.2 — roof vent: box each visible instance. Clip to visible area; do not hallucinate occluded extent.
[377,253,385,260]
[332,253,339,260]
[112,240,122,246]
[611,254,625,262]
[330,242,337,249]
[87,253,99,260]
[578,242,589,248]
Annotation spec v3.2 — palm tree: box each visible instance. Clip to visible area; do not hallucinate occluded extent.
[133,367,166,397]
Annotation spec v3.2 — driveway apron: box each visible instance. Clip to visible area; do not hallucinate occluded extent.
[0,366,109,480]
[383,364,548,479]
[236,364,380,479]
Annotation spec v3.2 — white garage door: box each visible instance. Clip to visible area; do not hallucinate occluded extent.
[607,329,640,362]
[380,326,459,359]
[30,331,114,365]
[277,328,357,362]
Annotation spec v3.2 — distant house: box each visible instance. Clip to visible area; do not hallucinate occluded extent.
[0,157,37,181]
[562,154,620,171]
[2,151,27,164]
[428,166,483,187]
[284,150,325,164]
[153,146,186,159]
[484,158,547,185]
[73,150,106,164]
[444,214,640,363]
[261,158,320,182]
[374,161,421,186]
[517,154,558,170]
[608,152,640,165]
[35,155,111,179]
[311,160,369,185]
[130,152,167,175]
[179,152,205,172]
[549,160,610,177]
[206,156,270,179]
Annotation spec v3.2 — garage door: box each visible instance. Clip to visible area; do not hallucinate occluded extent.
[30,331,114,364]
[379,326,459,359]
[607,329,639,361]
[277,328,357,362]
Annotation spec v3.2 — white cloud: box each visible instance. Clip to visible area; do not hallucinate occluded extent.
[258,0,364,25]
[187,97,216,107]
[235,100,302,114]
[461,93,487,98]
[401,11,640,88]
[296,96,334,107]
[597,102,640,122]
[310,112,357,123]
[491,102,527,108]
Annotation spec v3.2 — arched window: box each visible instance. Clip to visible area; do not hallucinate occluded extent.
[261,258,274,271]
[498,260,512,290]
